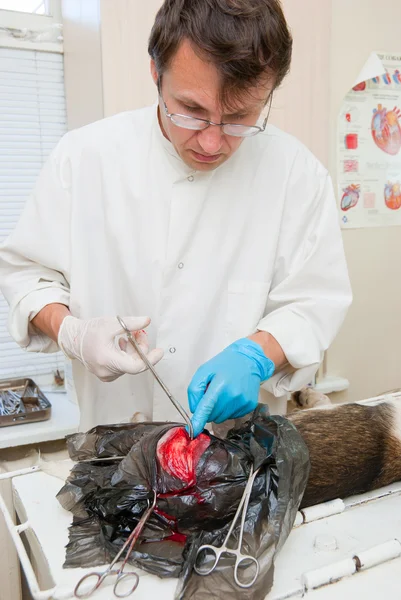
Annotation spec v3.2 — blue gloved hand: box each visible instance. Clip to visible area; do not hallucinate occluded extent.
[188,338,275,438]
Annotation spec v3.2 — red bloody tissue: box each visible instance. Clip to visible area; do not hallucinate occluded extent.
[156,427,210,486]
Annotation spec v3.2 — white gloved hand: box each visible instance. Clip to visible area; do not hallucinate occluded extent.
[58,315,164,382]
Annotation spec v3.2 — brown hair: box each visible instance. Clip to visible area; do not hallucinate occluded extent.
[148,0,292,110]
[288,389,401,508]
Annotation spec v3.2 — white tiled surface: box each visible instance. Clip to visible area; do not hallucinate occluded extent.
[3,391,401,598]
[271,486,401,598]
[9,470,401,600]
[13,471,176,600]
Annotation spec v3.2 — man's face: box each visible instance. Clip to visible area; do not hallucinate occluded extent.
[151,40,272,172]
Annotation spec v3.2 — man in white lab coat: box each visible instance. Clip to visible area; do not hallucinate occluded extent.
[0,0,352,433]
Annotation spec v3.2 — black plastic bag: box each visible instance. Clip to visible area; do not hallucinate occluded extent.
[57,405,310,599]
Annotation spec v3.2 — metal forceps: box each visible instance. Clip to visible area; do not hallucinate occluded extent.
[194,465,261,588]
[74,493,157,598]
[116,315,194,439]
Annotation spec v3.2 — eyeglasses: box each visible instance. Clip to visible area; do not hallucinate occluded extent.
[159,84,272,138]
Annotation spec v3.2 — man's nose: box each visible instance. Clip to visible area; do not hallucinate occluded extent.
[197,125,224,154]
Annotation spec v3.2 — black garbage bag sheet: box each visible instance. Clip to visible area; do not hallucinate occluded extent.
[57,405,310,599]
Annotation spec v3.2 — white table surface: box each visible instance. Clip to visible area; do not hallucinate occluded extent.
[0,392,79,449]
[10,470,401,600]
[272,486,401,598]
[13,470,177,600]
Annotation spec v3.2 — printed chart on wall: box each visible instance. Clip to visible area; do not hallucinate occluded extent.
[338,52,401,228]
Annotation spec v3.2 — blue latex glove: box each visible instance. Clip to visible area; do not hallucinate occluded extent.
[188,338,275,437]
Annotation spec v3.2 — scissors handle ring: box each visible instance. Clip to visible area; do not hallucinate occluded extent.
[114,571,140,598]
[194,544,222,576]
[234,554,260,589]
[74,571,105,598]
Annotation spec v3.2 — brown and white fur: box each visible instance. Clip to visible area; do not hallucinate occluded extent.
[287,388,401,508]
[131,389,401,510]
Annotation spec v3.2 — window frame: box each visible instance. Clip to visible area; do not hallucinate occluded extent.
[0,0,62,53]
[0,2,66,384]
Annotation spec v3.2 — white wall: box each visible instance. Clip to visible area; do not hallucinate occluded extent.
[62,0,162,125]
[271,0,331,167]
[99,0,162,116]
[327,0,401,401]
[61,0,103,130]
[271,0,401,402]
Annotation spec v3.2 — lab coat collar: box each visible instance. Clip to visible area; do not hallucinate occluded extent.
[151,101,251,181]
[152,102,196,178]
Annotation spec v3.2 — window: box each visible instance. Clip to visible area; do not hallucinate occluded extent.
[0,1,48,14]
[0,45,67,381]
[0,1,61,33]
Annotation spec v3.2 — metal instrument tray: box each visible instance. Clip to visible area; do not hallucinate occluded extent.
[0,378,52,427]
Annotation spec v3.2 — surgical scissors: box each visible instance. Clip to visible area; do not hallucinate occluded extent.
[116,315,194,439]
[74,493,157,598]
[194,465,261,588]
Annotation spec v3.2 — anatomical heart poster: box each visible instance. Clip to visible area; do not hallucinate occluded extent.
[338,52,401,228]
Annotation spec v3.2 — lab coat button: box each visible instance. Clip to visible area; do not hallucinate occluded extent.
[187,175,194,182]
[169,347,176,354]
[178,262,184,269]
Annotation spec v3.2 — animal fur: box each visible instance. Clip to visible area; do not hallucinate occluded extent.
[132,388,401,509]
[287,388,401,508]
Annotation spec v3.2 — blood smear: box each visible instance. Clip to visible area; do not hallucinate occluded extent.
[156,427,210,486]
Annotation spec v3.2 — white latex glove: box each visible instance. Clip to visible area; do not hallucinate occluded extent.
[58,316,164,382]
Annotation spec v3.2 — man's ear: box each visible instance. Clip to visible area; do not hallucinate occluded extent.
[150,59,158,86]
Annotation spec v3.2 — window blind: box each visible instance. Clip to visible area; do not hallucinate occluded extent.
[0,47,66,379]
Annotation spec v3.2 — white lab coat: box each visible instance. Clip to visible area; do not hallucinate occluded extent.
[0,105,352,430]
